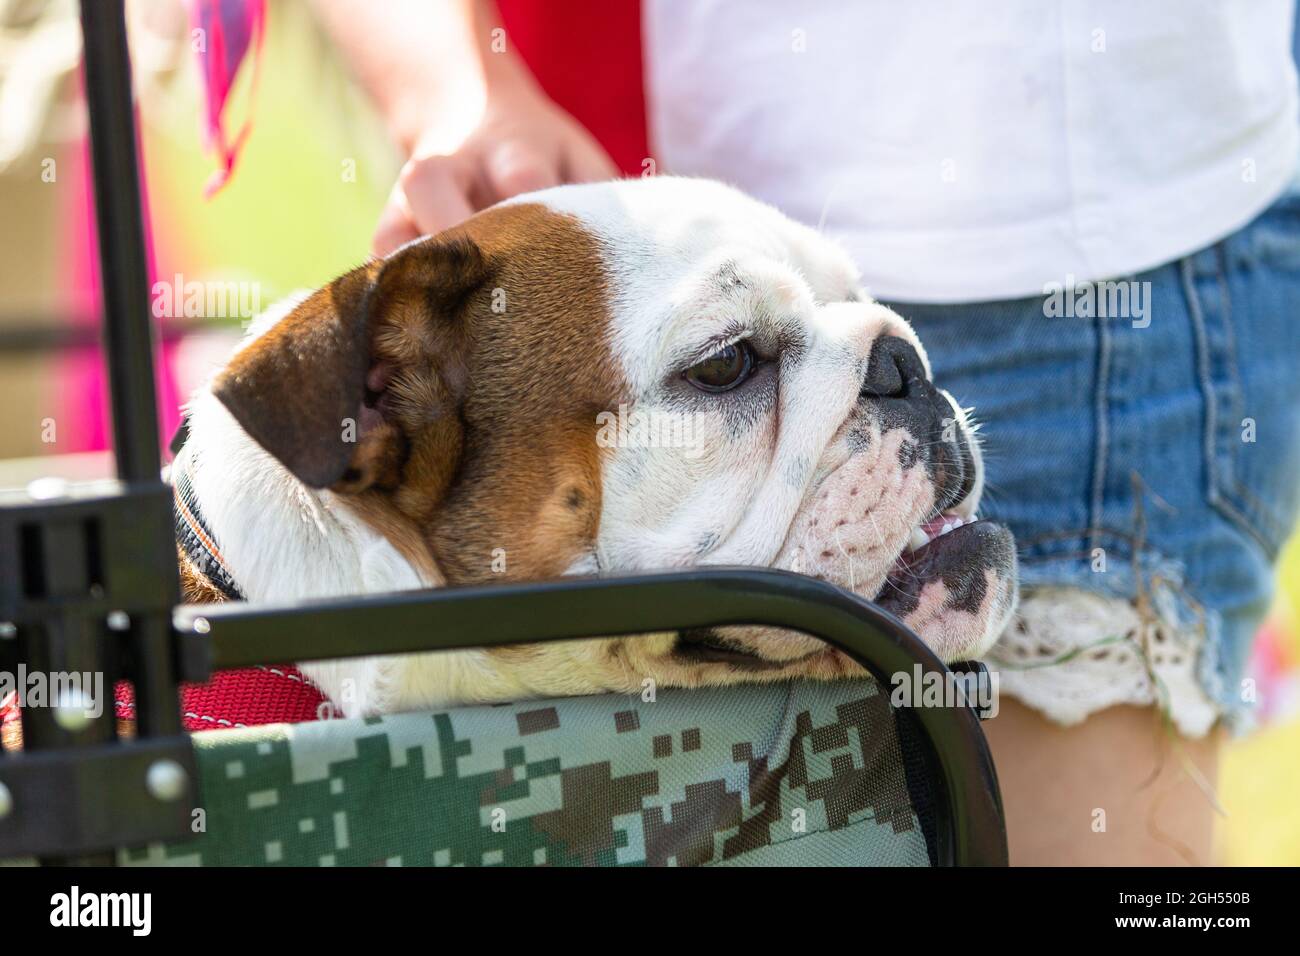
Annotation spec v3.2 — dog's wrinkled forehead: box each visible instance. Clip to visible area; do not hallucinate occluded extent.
[513,178,870,392]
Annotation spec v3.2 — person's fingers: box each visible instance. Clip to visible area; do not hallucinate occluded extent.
[375,107,615,256]
[397,154,477,237]
[484,140,561,201]
[371,185,422,257]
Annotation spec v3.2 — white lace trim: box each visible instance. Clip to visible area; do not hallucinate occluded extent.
[987,587,1220,738]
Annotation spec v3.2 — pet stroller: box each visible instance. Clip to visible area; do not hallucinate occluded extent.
[0,1,1006,867]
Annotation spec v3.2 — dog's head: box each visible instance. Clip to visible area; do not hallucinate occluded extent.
[209,178,1016,702]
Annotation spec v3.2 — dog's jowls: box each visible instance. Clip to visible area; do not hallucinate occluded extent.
[180,177,1018,716]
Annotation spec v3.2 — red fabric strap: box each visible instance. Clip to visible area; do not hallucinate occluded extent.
[114,665,329,731]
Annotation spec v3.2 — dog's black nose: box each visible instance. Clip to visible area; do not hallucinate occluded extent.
[861,336,926,399]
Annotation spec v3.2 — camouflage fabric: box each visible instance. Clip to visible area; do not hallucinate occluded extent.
[112,679,930,867]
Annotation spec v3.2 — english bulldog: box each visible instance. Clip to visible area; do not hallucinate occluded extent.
[177,177,1018,716]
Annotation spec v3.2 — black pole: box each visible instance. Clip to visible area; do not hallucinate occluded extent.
[78,0,181,738]
[21,0,187,866]
[79,0,161,484]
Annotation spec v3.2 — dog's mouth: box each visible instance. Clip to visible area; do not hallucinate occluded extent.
[673,506,1016,669]
[910,509,974,553]
[674,511,1014,667]
[872,509,1015,620]
[888,509,982,581]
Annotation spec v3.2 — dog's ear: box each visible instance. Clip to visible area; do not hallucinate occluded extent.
[213,237,491,490]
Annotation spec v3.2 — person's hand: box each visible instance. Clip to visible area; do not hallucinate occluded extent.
[372,82,618,256]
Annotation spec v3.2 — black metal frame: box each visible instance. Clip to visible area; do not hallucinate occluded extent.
[0,0,192,866]
[178,570,1007,866]
[0,0,1007,866]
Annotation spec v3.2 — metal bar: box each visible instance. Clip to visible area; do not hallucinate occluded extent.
[0,738,198,859]
[0,483,193,861]
[79,0,161,484]
[77,0,182,739]
[177,567,1008,866]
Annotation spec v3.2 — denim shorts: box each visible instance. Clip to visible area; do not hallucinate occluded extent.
[885,174,1300,731]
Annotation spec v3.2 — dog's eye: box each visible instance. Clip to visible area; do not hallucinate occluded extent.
[684,342,756,393]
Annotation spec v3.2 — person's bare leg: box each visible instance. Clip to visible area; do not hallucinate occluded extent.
[982,699,1222,865]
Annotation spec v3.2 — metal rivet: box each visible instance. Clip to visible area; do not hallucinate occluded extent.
[53,688,96,732]
[107,610,131,631]
[146,759,187,802]
[0,622,15,640]
[192,617,211,635]
[0,781,12,819]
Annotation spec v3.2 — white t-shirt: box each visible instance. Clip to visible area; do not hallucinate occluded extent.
[644,0,1300,303]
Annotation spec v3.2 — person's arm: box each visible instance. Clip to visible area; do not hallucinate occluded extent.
[313,0,617,254]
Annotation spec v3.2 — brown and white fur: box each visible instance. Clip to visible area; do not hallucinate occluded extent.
[180,177,1018,717]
